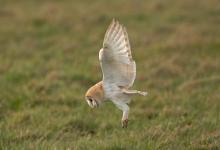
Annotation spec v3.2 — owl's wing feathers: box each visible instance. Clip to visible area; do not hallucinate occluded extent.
[99,19,136,88]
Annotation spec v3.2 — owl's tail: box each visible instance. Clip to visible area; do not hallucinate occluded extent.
[122,89,148,96]
[136,91,148,96]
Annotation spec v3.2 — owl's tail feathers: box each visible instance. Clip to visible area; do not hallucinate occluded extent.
[137,91,148,96]
[122,89,148,96]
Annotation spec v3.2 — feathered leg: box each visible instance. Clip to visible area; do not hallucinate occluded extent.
[112,100,130,128]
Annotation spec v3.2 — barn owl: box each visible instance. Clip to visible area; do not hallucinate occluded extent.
[85,19,147,128]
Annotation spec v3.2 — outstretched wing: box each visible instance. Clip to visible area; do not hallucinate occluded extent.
[99,19,136,88]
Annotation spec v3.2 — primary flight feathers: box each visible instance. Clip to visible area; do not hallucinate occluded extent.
[101,19,136,88]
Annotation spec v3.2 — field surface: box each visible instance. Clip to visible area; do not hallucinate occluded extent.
[0,0,220,149]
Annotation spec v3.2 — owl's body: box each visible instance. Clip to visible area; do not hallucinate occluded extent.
[85,19,147,127]
[86,81,131,106]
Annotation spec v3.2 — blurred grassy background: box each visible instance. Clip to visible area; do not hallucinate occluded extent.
[0,0,219,149]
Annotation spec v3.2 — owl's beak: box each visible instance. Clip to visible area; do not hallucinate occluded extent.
[92,100,99,108]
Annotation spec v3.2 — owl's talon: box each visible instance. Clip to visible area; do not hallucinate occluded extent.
[122,119,128,128]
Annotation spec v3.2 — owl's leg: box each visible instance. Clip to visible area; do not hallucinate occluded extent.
[122,89,147,96]
[112,100,129,128]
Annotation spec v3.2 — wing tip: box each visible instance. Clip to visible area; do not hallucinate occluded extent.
[104,18,133,61]
[112,18,115,23]
[111,18,121,27]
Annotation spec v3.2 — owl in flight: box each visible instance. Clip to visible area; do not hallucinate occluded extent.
[85,19,147,128]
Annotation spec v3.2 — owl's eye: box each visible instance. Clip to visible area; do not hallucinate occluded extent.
[88,98,93,102]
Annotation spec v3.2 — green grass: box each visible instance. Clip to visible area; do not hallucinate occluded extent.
[0,0,220,149]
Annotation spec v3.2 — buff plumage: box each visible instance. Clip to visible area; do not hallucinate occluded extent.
[85,19,147,128]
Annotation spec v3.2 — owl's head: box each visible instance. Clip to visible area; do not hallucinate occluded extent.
[85,81,104,108]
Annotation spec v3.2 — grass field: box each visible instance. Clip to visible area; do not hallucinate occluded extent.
[0,0,220,149]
